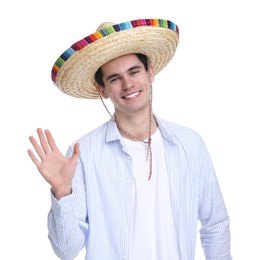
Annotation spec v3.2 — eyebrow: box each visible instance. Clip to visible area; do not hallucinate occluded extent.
[105,65,142,82]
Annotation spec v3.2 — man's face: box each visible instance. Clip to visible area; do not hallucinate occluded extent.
[97,54,154,116]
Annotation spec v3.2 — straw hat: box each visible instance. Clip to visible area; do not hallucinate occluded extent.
[51,18,179,99]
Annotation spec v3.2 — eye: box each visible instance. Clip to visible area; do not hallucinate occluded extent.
[130,69,140,76]
[109,76,120,83]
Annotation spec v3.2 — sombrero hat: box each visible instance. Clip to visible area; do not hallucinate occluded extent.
[51,18,179,99]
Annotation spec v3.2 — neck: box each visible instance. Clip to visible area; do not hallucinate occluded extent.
[115,108,157,141]
[114,104,155,181]
[98,92,157,141]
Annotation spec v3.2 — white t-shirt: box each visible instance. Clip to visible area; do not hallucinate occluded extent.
[122,128,180,260]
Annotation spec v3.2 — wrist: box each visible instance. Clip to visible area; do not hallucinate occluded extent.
[51,186,72,200]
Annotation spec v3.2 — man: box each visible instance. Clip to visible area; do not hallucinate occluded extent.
[28,19,232,259]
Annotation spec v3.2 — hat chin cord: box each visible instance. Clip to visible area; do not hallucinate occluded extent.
[98,85,153,181]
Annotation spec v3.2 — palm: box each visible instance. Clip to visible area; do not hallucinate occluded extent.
[28,128,80,197]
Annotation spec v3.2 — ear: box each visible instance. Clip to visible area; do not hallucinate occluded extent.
[95,84,109,99]
[148,63,155,84]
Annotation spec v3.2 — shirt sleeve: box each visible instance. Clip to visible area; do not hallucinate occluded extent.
[198,138,232,260]
[47,145,89,260]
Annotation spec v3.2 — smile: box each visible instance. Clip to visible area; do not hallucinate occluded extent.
[123,91,141,99]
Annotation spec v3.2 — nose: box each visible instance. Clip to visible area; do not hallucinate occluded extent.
[122,75,134,90]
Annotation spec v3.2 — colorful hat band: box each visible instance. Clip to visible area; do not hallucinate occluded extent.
[51,19,179,84]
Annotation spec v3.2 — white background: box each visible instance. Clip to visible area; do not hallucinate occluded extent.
[1,0,263,259]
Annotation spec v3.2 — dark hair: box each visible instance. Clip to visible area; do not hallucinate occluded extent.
[94,53,149,87]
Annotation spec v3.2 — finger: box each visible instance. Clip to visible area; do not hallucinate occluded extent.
[27,148,41,167]
[44,129,60,152]
[37,128,51,154]
[29,135,45,160]
[71,143,80,162]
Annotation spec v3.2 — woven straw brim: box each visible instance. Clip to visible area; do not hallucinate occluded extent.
[55,25,179,99]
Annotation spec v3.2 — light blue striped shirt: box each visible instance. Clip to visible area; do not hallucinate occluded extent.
[48,116,231,260]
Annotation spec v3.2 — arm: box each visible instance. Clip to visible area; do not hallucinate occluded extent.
[198,139,232,260]
[28,129,88,259]
[48,145,89,259]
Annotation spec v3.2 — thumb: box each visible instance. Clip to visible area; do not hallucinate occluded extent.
[71,143,80,161]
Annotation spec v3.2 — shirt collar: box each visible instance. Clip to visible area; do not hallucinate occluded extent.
[155,115,180,144]
[105,118,121,143]
[104,115,179,144]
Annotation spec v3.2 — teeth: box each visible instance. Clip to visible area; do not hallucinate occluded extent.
[125,91,139,99]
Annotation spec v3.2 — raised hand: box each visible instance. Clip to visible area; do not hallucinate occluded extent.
[27,128,80,200]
